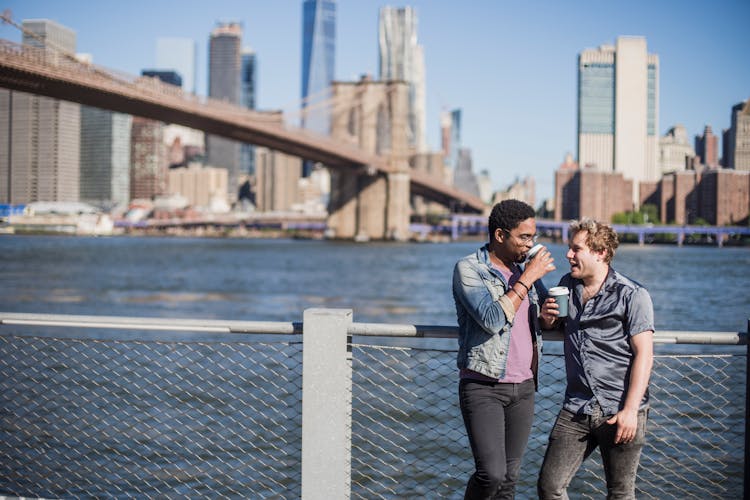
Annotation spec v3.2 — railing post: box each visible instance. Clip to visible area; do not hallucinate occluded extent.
[302,308,353,499]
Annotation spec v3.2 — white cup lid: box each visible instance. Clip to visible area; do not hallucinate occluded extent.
[527,243,544,258]
[548,286,569,295]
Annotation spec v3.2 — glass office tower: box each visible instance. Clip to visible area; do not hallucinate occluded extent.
[240,48,257,175]
[301,0,335,177]
[301,0,335,135]
[80,106,132,207]
[207,22,242,202]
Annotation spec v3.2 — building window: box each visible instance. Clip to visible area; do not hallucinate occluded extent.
[579,63,614,134]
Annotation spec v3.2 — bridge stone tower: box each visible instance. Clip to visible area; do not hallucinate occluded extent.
[328,77,410,240]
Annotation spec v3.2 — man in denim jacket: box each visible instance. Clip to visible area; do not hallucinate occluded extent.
[453,199,556,499]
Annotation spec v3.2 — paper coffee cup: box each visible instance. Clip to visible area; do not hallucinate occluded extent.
[526,243,544,261]
[548,286,570,317]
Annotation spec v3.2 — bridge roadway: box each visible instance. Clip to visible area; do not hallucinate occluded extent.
[0,39,484,214]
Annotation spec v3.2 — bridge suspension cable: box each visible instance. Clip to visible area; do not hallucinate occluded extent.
[283,82,402,135]
[1,9,400,143]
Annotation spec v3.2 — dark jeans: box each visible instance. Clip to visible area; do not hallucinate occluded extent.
[459,378,535,500]
[537,403,648,500]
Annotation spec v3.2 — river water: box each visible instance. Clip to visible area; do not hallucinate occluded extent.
[1,234,748,332]
[0,235,748,498]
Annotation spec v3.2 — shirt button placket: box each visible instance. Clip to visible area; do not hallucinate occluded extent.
[580,334,599,402]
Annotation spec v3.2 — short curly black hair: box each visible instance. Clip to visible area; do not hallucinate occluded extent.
[488,199,535,240]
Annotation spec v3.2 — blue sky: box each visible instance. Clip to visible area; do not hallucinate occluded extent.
[2,0,748,202]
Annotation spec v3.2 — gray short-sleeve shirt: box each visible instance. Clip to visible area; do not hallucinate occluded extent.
[559,268,655,416]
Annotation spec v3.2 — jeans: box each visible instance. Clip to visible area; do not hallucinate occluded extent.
[459,378,535,500]
[537,403,648,500]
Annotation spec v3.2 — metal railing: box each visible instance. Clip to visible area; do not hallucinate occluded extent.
[0,311,746,499]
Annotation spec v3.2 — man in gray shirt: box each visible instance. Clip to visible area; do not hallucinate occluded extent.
[537,218,654,500]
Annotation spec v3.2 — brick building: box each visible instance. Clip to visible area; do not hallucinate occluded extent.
[695,125,719,168]
[130,117,167,201]
[554,164,633,222]
[698,169,750,225]
[657,170,701,225]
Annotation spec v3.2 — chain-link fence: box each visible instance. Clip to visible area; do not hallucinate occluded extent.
[350,343,746,499]
[0,315,746,499]
[0,333,304,498]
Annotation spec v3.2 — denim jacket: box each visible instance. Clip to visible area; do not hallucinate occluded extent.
[452,244,547,388]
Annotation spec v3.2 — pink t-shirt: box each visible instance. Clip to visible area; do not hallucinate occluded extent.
[497,265,534,383]
[461,264,534,383]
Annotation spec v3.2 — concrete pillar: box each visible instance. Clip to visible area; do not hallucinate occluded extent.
[386,171,410,240]
[329,169,410,241]
[327,78,412,240]
[327,169,359,239]
[301,308,352,499]
[355,173,387,241]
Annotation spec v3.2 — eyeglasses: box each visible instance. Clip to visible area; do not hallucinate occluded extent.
[503,229,537,244]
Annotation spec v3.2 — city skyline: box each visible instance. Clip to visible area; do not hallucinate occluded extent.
[1,0,748,202]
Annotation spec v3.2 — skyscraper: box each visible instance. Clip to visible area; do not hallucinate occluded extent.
[453,148,480,198]
[241,47,257,175]
[725,99,750,171]
[130,117,167,201]
[301,0,336,177]
[141,70,182,87]
[301,0,335,134]
[207,22,242,202]
[0,19,80,204]
[578,36,659,203]
[694,125,718,168]
[80,106,132,207]
[440,108,462,185]
[156,37,197,94]
[659,125,695,175]
[379,6,426,152]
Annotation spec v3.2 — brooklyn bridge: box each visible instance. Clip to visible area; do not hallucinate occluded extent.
[0,32,485,241]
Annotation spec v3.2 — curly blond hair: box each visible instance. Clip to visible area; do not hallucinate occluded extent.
[569,218,619,264]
